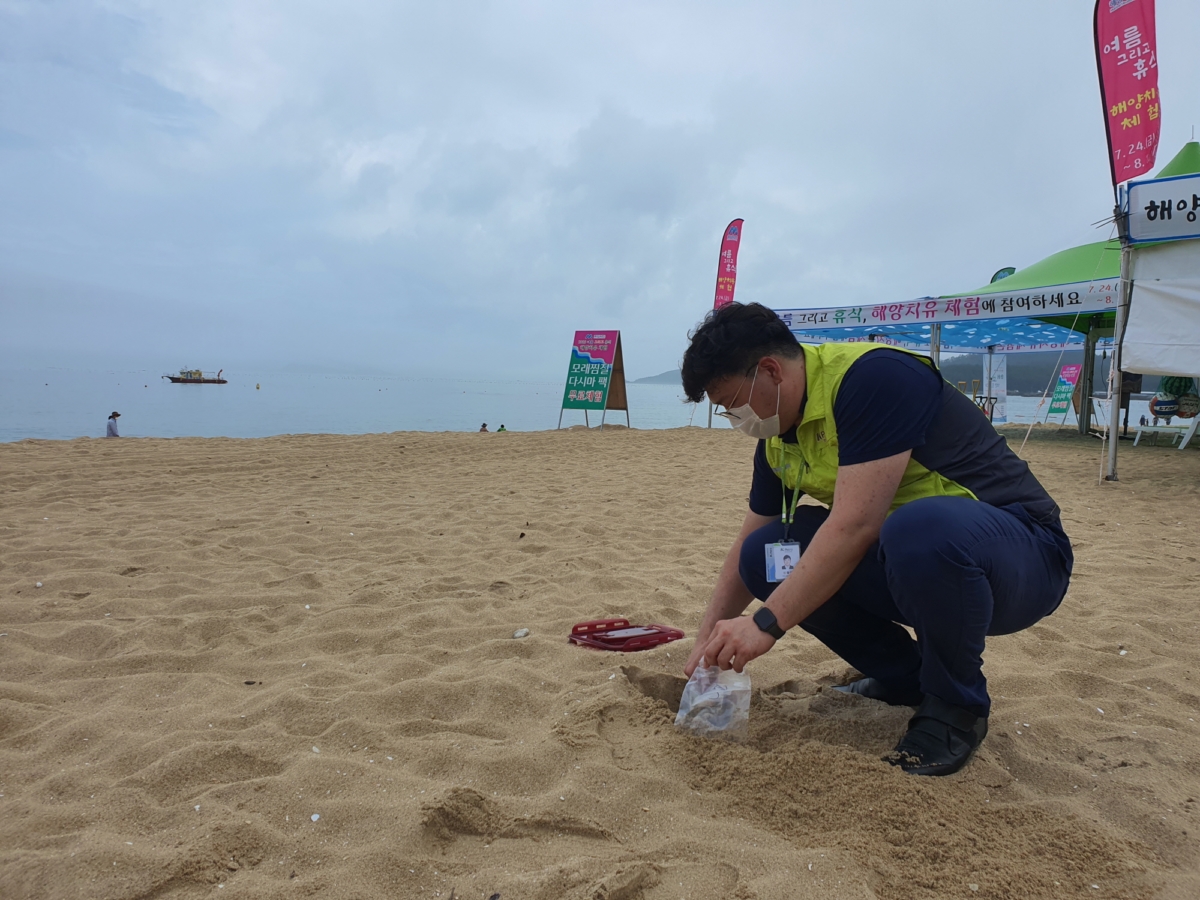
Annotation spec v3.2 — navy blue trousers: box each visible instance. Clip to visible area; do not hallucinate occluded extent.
[740,497,1072,716]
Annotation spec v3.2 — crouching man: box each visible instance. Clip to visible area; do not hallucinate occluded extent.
[681,303,1072,775]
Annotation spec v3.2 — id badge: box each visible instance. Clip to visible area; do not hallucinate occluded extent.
[764,542,801,583]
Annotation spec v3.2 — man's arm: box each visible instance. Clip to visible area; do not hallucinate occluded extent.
[683,508,776,677]
[698,450,911,672]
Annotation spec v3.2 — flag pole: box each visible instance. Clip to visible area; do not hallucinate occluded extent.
[1105,205,1132,481]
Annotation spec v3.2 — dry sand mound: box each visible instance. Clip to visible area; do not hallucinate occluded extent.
[2,426,1199,899]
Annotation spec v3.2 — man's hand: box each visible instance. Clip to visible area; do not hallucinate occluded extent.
[697,615,776,673]
[683,508,776,678]
[683,633,711,678]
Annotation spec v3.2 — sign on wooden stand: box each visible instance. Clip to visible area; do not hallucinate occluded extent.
[1048,363,1083,419]
[557,331,630,430]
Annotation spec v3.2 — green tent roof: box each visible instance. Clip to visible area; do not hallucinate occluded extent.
[938,239,1122,336]
[880,143,1200,340]
[946,143,1200,305]
[956,240,1122,297]
[1154,140,1200,178]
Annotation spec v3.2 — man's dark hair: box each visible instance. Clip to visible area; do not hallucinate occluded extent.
[680,302,801,403]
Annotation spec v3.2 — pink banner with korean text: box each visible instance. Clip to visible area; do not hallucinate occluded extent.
[713,219,744,310]
[1094,0,1160,186]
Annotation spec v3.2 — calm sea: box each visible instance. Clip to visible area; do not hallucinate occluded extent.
[0,367,1147,442]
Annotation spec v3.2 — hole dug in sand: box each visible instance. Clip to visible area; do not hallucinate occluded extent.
[620,665,686,713]
[622,664,909,755]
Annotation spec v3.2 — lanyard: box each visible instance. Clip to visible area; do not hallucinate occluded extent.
[780,459,804,542]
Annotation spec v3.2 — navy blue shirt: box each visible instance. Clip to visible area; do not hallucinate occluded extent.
[748,348,1062,527]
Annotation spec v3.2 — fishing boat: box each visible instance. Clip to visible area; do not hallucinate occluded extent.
[163,368,227,384]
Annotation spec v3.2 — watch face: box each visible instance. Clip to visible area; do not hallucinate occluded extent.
[753,607,783,638]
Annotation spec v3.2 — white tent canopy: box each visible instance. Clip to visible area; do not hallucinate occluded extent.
[1124,238,1200,378]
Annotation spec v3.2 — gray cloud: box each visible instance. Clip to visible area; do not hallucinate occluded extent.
[3,0,1198,379]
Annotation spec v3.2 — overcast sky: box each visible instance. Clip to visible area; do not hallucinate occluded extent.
[2,0,1199,379]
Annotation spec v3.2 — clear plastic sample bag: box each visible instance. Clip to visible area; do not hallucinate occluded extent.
[674,661,751,741]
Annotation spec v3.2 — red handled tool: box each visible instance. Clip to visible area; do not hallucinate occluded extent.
[568,618,684,652]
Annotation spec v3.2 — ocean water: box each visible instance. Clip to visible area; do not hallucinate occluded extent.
[0,367,706,441]
[0,366,1153,442]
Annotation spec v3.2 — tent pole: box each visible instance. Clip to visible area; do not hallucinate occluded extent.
[1079,320,1096,435]
[986,346,994,420]
[929,323,941,367]
[1105,215,1133,481]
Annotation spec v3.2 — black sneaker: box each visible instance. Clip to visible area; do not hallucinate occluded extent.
[885,694,988,776]
[832,676,924,707]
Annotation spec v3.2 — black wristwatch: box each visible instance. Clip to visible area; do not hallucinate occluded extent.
[753,606,786,640]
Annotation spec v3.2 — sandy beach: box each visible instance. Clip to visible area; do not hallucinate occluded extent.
[2,426,1199,900]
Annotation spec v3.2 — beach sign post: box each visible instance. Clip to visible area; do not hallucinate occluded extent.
[556,331,630,430]
[1047,363,1083,423]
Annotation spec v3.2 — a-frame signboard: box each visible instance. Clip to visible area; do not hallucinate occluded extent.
[556,330,630,429]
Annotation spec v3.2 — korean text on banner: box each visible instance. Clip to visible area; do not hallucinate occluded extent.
[562,331,617,411]
[1094,0,1160,186]
[1048,364,1083,416]
[713,219,744,310]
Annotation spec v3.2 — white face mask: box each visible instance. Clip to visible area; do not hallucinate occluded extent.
[717,366,781,439]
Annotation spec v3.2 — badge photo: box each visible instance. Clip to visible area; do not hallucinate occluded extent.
[764,542,800,583]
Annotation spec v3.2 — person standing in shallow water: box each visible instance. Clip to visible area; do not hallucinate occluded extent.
[106,411,120,438]
[679,302,1072,777]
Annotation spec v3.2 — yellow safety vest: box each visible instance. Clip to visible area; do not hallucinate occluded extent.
[763,342,978,513]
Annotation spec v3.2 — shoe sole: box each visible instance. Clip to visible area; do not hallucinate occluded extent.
[891,743,980,776]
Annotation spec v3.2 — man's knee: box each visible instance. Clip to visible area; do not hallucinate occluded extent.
[738,527,770,587]
[879,497,972,570]
[738,522,785,597]
[738,507,829,596]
